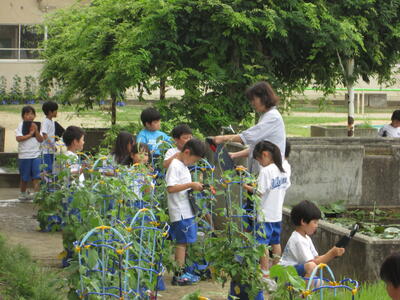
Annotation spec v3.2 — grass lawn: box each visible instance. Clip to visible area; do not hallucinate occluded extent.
[0,102,390,138]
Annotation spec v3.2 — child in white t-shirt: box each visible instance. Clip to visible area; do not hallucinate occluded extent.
[163,124,193,169]
[62,126,85,183]
[40,101,58,174]
[280,200,345,278]
[243,140,290,275]
[15,106,44,200]
[378,110,400,138]
[166,139,206,286]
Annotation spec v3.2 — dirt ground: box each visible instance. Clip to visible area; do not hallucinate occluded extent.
[0,195,229,300]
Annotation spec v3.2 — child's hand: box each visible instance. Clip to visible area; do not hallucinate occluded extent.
[243,183,253,193]
[28,122,37,134]
[31,122,38,132]
[332,246,345,257]
[191,182,204,191]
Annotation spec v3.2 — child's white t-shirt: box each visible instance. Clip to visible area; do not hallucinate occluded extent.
[280,231,318,266]
[257,163,291,222]
[164,147,180,162]
[165,158,194,222]
[65,150,84,183]
[15,122,41,159]
[378,124,400,138]
[41,118,55,154]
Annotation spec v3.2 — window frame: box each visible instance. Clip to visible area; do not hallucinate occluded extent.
[0,23,46,62]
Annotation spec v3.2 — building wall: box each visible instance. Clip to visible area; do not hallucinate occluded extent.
[1,0,399,101]
[0,0,76,87]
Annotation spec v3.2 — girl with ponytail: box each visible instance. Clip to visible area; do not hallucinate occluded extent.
[243,140,291,279]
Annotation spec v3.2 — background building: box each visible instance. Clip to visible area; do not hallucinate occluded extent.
[0,0,399,105]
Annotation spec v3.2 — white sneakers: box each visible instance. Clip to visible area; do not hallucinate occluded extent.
[18,192,34,202]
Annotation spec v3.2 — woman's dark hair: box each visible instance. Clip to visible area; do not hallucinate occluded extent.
[122,143,150,166]
[380,253,400,288]
[63,126,85,146]
[245,81,279,109]
[182,138,206,158]
[112,131,134,164]
[253,140,284,172]
[291,200,322,226]
[391,110,400,122]
[140,107,161,126]
[285,139,291,159]
[171,124,192,139]
[21,106,36,117]
[42,101,59,115]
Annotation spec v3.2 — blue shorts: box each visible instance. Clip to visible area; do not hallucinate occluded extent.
[255,221,282,245]
[19,158,41,182]
[295,264,306,277]
[170,217,198,244]
[42,154,54,173]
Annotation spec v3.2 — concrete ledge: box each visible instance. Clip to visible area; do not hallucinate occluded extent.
[0,152,18,166]
[0,126,4,152]
[83,128,109,153]
[281,207,400,281]
[311,125,378,137]
[0,173,20,188]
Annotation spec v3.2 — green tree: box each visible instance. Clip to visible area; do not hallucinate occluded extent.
[279,0,400,136]
[41,0,400,133]
[40,0,152,124]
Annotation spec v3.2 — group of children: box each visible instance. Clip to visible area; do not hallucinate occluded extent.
[15,93,400,298]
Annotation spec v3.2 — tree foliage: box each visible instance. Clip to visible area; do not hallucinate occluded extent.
[41,0,400,132]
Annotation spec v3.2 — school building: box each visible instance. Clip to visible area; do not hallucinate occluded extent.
[0,0,399,106]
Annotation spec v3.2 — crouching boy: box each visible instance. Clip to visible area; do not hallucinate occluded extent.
[280,200,345,279]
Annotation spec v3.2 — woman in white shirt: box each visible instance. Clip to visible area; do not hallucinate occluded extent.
[213,81,286,173]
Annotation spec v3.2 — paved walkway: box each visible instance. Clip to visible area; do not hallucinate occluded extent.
[0,188,229,299]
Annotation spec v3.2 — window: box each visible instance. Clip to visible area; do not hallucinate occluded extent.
[0,24,45,60]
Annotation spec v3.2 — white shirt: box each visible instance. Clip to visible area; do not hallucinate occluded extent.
[165,158,194,222]
[280,231,318,266]
[164,147,180,162]
[15,121,41,159]
[65,150,85,183]
[41,118,55,154]
[239,107,286,173]
[378,124,400,138]
[257,163,291,222]
[283,159,291,179]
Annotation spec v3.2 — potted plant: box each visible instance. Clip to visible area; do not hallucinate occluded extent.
[0,76,7,105]
[23,75,37,104]
[10,75,22,104]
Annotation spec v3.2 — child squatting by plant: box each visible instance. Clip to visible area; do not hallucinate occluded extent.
[280,200,345,280]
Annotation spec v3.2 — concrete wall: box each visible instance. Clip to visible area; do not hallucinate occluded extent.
[0,0,77,85]
[0,126,4,152]
[287,138,400,206]
[310,125,378,137]
[281,208,400,282]
[216,138,400,207]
